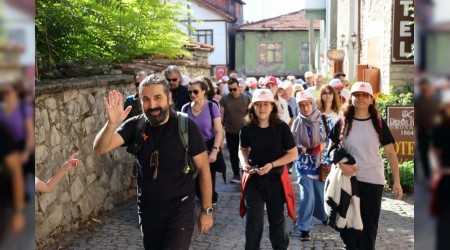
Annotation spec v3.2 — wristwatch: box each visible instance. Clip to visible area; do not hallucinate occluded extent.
[212,146,220,152]
[201,207,214,215]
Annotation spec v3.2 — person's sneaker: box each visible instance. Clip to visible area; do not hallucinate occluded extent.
[300,230,311,241]
[230,176,241,184]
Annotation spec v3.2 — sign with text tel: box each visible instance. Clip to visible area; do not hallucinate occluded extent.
[391,0,414,64]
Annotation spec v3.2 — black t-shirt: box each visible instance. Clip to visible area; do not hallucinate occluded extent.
[0,122,17,161]
[117,115,206,210]
[0,123,17,197]
[171,85,191,111]
[240,122,296,179]
[432,122,450,167]
[328,117,395,146]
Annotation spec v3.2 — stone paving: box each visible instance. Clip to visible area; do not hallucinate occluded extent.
[56,148,414,250]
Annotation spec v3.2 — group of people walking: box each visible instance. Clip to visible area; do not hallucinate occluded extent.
[92,65,403,250]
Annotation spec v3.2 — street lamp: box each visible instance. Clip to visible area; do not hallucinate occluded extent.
[340,32,358,49]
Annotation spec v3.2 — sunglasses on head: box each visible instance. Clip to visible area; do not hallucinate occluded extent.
[188,90,200,95]
[167,78,178,82]
[229,88,238,92]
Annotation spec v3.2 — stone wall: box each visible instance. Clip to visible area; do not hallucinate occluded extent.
[35,59,211,248]
[35,75,136,248]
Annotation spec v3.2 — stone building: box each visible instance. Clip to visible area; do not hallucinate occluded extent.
[304,0,414,93]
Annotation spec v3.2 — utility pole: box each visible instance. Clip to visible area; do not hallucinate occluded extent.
[308,19,315,71]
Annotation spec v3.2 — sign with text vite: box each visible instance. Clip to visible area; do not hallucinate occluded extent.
[386,106,414,163]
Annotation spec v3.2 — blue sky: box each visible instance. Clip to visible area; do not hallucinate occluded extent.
[243,0,305,22]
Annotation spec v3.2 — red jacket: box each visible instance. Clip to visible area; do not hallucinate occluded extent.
[239,165,297,222]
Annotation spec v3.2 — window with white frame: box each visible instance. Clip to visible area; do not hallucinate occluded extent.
[300,42,309,64]
[193,30,213,45]
[259,42,283,64]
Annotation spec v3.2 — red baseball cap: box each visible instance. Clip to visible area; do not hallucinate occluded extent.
[262,76,278,87]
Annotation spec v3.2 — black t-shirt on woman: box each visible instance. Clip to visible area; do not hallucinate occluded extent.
[240,122,296,180]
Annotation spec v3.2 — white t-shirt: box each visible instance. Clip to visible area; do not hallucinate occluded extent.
[221,83,229,96]
[277,97,291,125]
[329,117,395,185]
[35,176,39,186]
[324,111,339,126]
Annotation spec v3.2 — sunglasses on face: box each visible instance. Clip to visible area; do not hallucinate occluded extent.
[188,90,200,95]
[229,88,238,92]
[167,78,178,82]
[322,91,333,96]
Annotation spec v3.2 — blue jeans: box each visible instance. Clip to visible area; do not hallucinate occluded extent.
[296,174,328,231]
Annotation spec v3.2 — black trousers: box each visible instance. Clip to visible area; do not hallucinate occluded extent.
[139,197,195,250]
[226,132,241,177]
[244,179,288,250]
[340,181,383,250]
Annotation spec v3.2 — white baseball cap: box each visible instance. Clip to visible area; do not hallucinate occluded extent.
[341,88,351,100]
[252,89,274,103]
[280,81,293,90]
[296,89,314,103]
[350,82,373,96]
[329,79,344,88]
[247,77,257,83]
[304,71,314,78]
[238,78,246,87]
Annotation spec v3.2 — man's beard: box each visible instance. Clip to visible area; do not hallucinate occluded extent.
[144,105,170,126]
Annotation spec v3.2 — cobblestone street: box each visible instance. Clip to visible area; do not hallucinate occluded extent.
[57,148,414,250]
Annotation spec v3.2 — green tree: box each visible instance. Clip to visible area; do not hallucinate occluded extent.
[36,0,191,76]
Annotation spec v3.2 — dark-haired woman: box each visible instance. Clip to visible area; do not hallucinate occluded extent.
[182,77,224,205]
[328,82,403,250]
[238,89,298,250]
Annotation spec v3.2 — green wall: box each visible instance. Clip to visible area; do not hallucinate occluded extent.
[427,32,450,76]
[235,30,319,77]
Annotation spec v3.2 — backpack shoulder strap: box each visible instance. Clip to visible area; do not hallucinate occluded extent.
[177,112,189,149]
[177,112,199,179]
[208,101,215,127]
[126,114,147,156]
[181,102,191,114]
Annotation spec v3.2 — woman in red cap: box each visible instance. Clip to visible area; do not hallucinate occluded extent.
[238,89,298,250]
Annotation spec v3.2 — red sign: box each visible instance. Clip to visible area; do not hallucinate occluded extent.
[215,66,227,80]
